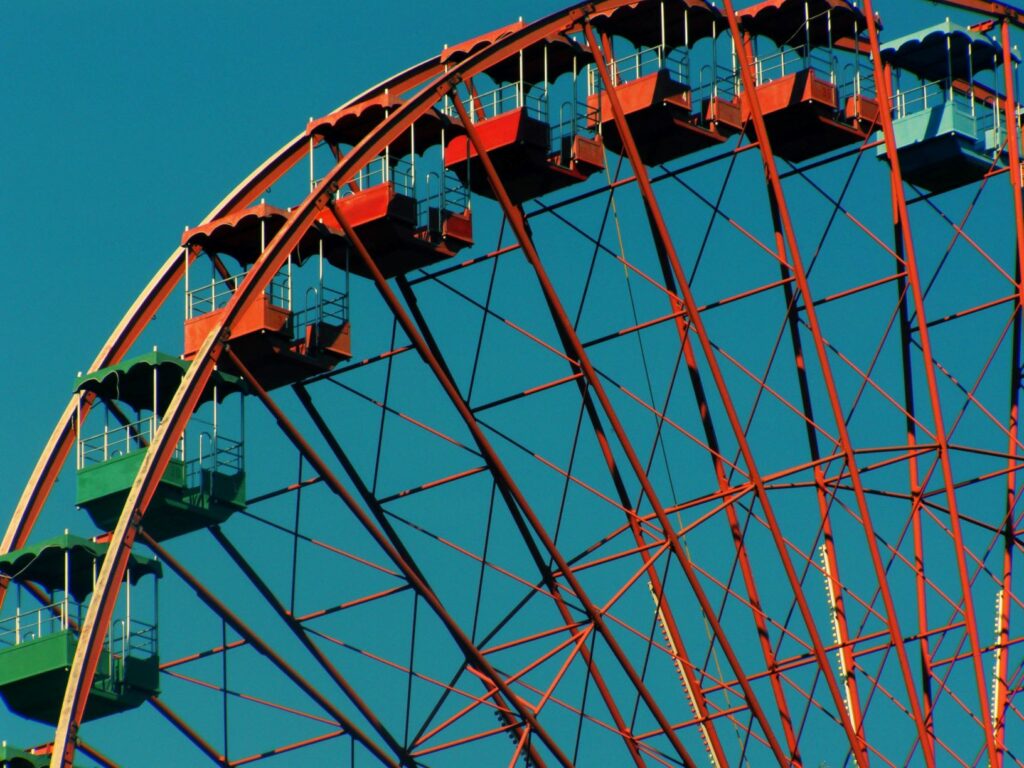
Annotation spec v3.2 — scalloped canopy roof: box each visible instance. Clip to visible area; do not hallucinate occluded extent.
[0,533,161,601]
[590,0,723,49]
[739,0,867,49]
[182,203,347,266]
[881,20,1005,80]
[442,21,593,84]
[0,743,51,768]
[75,350,245,413]
[307,93,459,154]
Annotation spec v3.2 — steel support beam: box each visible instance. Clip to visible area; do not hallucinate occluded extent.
[331,205,682,766]
[860,0,1002,762]
[209,526,414,766]
[927,0,1024,26]
[721,1,962,761]
[141,532,402,767]
[43,14,593,764]
[585,13,878,764]
[450,40,793,765]
[584,24,812,765]
[228,349,577,767]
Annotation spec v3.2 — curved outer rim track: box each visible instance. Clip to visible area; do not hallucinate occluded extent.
[0,0,1019,765]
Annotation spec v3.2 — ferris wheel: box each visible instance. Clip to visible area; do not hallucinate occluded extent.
[3,0,1024,766]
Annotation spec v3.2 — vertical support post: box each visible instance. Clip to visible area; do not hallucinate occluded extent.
[712,19,720,100]
[572,56,579,142]
[804,0,812,69]
[827,9,835,85]
[333,194,686,766]
[410,120,416,196]
[855,18,861,99]
[64,547,70,632]
[153,573,158,655]
[184,247,190,320]
[519,49,525,110]
[126,566,131,658]
[258,213,271,304]
[212,383,219,479]
[153,364,159,448]
[683,5,689,52]
[309,133,315,193]
[227,350,580,768]
[947,34,955,103]
[544,44,549,110]
[76,396,82,470]
[970,42,976,117]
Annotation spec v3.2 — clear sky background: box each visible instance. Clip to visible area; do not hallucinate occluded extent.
[0,0,998,764]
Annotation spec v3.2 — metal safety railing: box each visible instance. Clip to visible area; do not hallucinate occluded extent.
[292,285,349,343]
[185,420,244,493]
[892,79,997,131]
[108,617,158,660]
[419,170,470,230]
[78,414,244,486]
[838,57,876,104]
[78,415,186,468]
[694,63,739,105]
[340,156,415,198]
[891,79,950,118]
[586,45,690,96]
[551,98,599,155]
[754,47,838,87]
[0,601,156,661]
[0,601,78,648]
[186,270,291,319]
[443,82,548,123]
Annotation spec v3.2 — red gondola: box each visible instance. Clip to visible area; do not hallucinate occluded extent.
[736,0,880,161]
[443,23,605,203]
[587,0,743,165]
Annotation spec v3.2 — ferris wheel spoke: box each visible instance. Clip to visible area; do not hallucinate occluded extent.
[207,525,413,764]
[864,4,1010,759]
[234,348,587,767]
[585,16,887,764]
[148,696,232,766]
[140,531,403,767]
